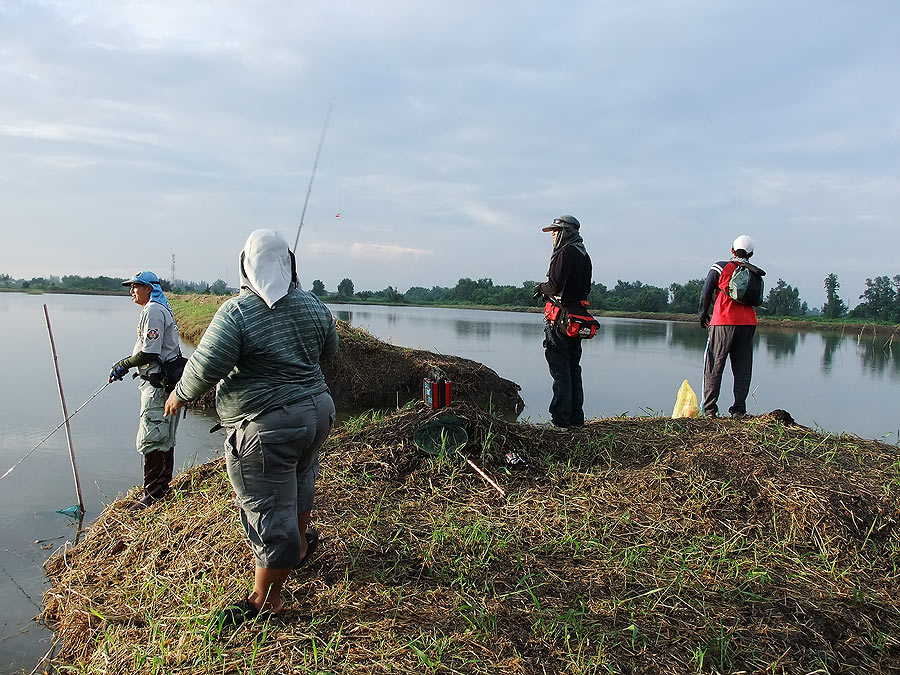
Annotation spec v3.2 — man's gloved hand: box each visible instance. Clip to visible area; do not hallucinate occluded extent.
[532,284,542,300]
[699,315,710,330]
[108,361,129,382]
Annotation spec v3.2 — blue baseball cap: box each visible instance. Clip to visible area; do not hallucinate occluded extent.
[121,270,161,286]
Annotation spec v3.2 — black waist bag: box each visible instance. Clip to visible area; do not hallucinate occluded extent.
[155,354,188,392]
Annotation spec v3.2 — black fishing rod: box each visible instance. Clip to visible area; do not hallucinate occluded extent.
[293,99,335,253]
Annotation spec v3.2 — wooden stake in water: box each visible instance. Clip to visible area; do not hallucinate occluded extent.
[43,304,85,515]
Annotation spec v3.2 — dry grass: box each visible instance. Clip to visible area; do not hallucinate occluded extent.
[42,405,900,674]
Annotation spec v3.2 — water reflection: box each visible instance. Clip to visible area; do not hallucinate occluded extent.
[611,319,665,346]
[761,330,801,361]
[667,323,709,351]
[455,320,493,339]
[339,307,545,341]
[856,335,900,376]
[821,333,842,374]
[610,320,715,351]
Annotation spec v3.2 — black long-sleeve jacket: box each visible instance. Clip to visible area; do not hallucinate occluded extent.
[538,246,592,313]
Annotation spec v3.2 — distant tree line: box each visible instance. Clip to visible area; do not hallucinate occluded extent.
[4,271,899,322]
[310,272,900,322]
[0,274,230,295]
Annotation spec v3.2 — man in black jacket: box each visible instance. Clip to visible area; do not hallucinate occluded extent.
[534,215,593,427]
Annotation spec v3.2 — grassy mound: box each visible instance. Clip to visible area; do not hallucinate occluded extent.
[170,294,524,416]
[42,406,900,673]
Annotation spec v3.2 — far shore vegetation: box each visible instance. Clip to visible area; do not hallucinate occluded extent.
[4,271,900,333]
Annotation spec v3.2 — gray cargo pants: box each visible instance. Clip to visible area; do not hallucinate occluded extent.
[224,391,335,569]
[702,325,756,416]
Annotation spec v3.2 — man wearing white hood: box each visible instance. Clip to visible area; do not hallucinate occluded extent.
[165,229,338,626]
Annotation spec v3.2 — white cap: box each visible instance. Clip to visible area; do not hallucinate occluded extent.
[732,234,754,254]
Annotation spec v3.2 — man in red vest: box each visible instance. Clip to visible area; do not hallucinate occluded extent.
[698,235,759,418]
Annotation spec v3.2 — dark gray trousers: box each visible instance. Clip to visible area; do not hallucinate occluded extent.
[702,325,756,416]
[544,325,585,427]
[225,391,335,569]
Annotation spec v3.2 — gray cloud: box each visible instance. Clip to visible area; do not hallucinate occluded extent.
[1,0,897,307]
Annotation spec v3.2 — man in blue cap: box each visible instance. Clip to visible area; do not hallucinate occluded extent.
[108,271,183,509]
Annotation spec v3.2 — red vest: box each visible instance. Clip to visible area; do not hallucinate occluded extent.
[711,261,758,326]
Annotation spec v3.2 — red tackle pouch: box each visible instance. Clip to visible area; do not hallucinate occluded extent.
[563,301,599,339]
[564,313,599,339]
[543,301,561,323]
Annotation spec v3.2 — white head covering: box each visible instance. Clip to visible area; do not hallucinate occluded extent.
[239,229,295,309]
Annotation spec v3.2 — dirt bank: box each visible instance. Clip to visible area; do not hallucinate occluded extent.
[42,405,900,673]
[171,294,523,416]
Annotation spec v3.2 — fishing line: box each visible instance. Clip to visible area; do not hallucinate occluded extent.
[0,381,111,482]
[0,559,41,610]
[293,98,335,252]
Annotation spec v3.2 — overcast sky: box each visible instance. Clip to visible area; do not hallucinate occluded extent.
[1,1,898,307]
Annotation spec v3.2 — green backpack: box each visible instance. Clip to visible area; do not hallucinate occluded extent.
[727,262,766,306]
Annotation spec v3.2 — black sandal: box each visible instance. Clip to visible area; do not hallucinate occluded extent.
[293,529,319,569]
[215,597,271,628]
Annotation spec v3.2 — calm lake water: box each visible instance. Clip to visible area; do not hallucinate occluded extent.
[1,293,898,672]
[0,293,221,673]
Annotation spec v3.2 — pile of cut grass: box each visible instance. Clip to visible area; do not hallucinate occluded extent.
[43,405,900,673]
[169,294,524,416]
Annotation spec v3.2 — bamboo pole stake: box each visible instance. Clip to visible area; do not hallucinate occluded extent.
[456,449,506,498]
[43,304,86,515]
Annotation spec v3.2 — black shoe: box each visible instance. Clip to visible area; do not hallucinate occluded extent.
[215,597,262,628]
[127,493,159,511]
[730,411,748,419]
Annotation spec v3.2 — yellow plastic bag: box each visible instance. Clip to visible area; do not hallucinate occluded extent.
[672,379,699,418]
